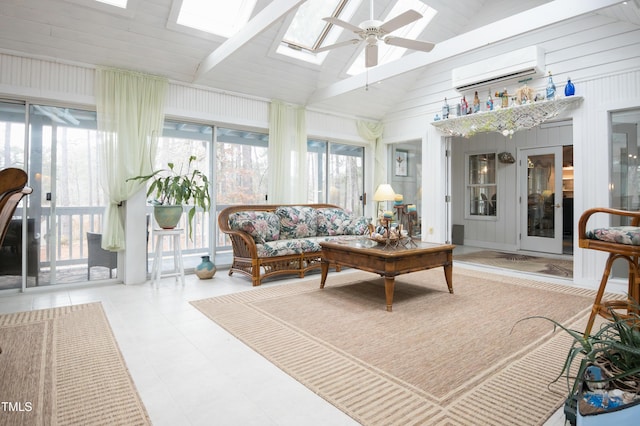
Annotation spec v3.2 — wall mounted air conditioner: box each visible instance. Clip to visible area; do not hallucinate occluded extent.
[452,46,545,92]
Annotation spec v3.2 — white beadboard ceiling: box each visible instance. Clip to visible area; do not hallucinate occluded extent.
[0,0,637,121]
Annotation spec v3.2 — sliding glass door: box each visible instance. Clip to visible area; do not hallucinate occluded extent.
[307,139,364,215]
[0,101,28,290]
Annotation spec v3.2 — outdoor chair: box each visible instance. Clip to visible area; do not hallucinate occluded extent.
[87,232,117,279]
[578,207,640,336]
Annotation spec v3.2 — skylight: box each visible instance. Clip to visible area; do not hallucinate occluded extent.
[347,0,437,75]
[277,0,360,66]
[177,0,257,38]
[282,0,347,51]
[95,0,128,7]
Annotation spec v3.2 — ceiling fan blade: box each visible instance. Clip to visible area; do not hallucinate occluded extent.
[323,17,363,34]
[378,9,422,34]
[313,39,361,53]
[384,36,435,52]
[365,43,378,68]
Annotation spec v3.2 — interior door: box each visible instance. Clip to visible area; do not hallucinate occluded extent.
[520,146,563,254]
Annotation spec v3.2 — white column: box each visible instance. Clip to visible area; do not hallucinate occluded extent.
[122,188,148,285]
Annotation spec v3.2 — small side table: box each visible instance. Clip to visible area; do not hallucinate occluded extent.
[151,228,185,287]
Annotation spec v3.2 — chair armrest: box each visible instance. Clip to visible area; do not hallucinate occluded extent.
[218,209,260,258]
[578,207,640,240]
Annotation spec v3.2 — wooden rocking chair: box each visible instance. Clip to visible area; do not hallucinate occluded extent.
[0,168,32,247]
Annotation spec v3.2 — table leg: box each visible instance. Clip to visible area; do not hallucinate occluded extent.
[320,260,329,289]
[444,260,454,294]
[384,276,395,312]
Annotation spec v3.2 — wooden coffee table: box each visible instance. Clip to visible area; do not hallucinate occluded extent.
[320,239,455,311]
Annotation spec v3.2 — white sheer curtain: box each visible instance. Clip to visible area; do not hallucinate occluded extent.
[357,120,385,190]
[268,100,307,204]
[95,68,168,250]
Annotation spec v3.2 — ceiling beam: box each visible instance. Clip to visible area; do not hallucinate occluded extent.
[307,0,626,105]
[193,0,307,82]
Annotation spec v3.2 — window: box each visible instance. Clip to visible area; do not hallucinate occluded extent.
[95,0,127,7]
[216,128,269,205]
[610,108,640,216]
[277,0,357,65]
[157,120,213,258]
[282,0,347,51]
[466,153,497,218]
[307,139,364,215]
[176,0,257,38]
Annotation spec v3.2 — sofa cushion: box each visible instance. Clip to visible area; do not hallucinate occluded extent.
[276,206,318,239]
[586,226,640,246]
[229,211,280,244]
[256,235,359,257]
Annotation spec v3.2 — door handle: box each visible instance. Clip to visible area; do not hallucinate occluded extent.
[555,203,562,208]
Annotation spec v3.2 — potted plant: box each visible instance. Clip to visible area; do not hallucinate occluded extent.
[128,155,210,239]
[516,303,640,425]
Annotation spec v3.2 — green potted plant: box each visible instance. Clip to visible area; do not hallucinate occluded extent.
[516,303,640,425]
[128,155,210,239]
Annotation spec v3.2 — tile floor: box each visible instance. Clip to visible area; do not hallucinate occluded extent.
[0,256,571,425]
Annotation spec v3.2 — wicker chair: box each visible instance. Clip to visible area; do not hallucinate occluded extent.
[578,207,640,336]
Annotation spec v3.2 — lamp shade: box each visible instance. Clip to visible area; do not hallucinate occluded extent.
[373,184,396,201]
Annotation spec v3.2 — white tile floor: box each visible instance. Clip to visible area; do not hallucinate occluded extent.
[0,260,569,425]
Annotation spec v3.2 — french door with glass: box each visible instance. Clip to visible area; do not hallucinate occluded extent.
[520,146,564,254]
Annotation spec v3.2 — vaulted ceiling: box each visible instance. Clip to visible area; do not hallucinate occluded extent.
[0,0,638,120]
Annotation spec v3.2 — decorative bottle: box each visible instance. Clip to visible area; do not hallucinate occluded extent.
[473,91,480,113]
[460,96,468,116]
[546,71,556,100]
[442,98,450,119]
[564,77,575,96]
[195,255,216,279]
[486,92,494,111]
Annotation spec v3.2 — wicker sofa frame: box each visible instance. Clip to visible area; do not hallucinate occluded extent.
[218,203,352,286]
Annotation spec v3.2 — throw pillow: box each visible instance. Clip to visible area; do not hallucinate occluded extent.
[229,211,280,244]
[316,208,352,236]
[276,206,318,239]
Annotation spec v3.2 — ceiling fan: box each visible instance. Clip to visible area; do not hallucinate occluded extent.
[314,0,435,68]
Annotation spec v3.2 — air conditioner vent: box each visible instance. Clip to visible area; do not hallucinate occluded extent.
[452,46,545,92]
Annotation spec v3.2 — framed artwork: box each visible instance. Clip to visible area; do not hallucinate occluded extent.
[395,150,408,176]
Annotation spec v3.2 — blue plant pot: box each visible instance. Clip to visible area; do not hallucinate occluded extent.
[195,255,216,280]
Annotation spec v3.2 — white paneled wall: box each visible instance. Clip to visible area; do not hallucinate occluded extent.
[0,52,95,105]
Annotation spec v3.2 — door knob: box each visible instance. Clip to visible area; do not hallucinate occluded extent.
[555,203,561,208]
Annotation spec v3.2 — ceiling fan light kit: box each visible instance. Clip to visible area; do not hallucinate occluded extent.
[313,1,435,68]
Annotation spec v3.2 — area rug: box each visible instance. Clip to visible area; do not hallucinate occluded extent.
[191,268,617,426]
[0,302,150,426]
[454,250,573,278]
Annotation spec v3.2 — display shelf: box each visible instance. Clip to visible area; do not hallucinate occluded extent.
[431,96,583,138]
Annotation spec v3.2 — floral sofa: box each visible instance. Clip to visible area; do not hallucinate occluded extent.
[218,204,370,286]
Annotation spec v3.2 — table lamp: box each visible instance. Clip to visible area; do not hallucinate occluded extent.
[373,184,396,219]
